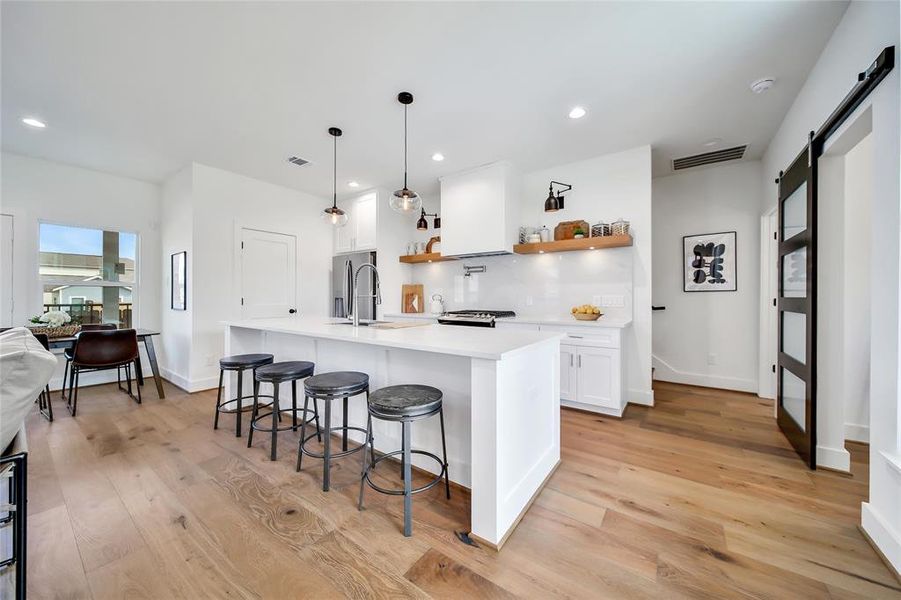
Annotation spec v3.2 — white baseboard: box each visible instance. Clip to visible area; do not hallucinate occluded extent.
[561,398,625,417]
[628,388,654,407]
[862,502,901,577]
[844,423,870,444]
[652,354,757,394]
[160,368,219,394]
[816,444,851,472]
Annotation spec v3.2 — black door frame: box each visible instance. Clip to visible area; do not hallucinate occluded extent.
[774,46,894,469]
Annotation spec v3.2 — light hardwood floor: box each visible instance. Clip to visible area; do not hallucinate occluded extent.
[24,379,901,599]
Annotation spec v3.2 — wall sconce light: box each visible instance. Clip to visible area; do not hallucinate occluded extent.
[544,181,572,212]
[416,207,441,231]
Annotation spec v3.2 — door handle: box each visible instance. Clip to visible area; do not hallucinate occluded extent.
[289,309,297,314]
[578,355,582,368]
[652,306,666,311]
[570,355,573,367]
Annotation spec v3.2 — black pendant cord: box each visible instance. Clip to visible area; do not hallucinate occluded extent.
[333,132,338,209]
[403,104,408,189]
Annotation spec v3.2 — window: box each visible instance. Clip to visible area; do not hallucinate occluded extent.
[39,223,137,327]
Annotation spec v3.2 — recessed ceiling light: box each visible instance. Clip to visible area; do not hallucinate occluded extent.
[702,137,723,148]
[568,106,587,119]
[431,153,444,162]
[347,181,359,188]
[22,117,46,128]
[750,78,775,94]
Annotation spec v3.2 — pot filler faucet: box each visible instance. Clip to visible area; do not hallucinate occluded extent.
[352,263,382,327]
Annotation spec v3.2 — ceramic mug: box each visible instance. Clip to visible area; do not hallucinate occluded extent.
[416,241,427,254]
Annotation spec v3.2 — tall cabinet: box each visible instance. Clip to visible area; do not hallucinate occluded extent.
[335,192,378,254]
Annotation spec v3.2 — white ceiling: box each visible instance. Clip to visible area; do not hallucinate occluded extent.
[1,1,847,201]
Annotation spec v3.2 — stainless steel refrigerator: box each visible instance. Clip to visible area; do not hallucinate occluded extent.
[332,251,377,320]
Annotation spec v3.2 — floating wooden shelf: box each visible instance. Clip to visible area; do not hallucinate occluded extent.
[513,234,633,255]
[398,252,457,264]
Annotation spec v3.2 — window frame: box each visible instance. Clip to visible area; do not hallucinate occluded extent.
[37,219,140,327]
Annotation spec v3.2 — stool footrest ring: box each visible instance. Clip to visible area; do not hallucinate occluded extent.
[250,407,317,433]
[299,426,368,460]
[362,449,447,496]
[217,394,274,414]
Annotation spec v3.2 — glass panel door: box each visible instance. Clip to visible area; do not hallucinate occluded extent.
[776,142,817,469]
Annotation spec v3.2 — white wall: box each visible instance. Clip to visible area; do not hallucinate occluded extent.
[405,146,653,406]
[760,0,900,571]
[843,134,871,443]
[0,152,162,389]
[166,163,331,391]
[159,165,194,389]
[652,161,762,393]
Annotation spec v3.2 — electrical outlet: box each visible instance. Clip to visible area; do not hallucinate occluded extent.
[526,295,534,307]
[600,295,625,308]
[707,353,717,366]
[592,295,602,307]
[205,355,215,367]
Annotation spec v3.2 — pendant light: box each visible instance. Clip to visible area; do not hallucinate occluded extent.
[390,92,422,214]
[321,127,348,227]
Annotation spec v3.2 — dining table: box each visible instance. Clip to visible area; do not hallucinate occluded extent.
[47,329,165,399]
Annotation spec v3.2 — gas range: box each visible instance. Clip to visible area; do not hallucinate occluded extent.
[437,310,516,328]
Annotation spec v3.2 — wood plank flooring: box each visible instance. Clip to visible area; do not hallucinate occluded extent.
[24,379,901,599]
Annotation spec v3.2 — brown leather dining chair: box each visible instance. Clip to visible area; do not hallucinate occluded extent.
[61,323,117,403]
[66,329,142,417]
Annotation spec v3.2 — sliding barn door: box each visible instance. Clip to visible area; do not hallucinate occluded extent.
[776,137,817,468]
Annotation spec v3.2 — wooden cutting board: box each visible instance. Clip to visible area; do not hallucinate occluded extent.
[401,284,424,313]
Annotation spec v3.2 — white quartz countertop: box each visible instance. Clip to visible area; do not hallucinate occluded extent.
[384,313,633,329]
[224,317,563,360]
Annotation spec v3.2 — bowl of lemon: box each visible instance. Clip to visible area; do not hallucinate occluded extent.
[571,304,602,321]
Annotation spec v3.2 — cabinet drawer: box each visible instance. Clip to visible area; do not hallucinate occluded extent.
[539,324,620,348]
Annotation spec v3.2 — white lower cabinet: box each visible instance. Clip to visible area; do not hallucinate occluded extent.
[550,328,625,417]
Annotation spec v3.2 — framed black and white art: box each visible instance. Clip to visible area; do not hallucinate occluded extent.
[170,251,187,310]
[683,231,737,292]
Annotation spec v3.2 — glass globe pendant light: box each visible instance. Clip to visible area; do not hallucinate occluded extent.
[321,127,349,227]
[390,92,422,214]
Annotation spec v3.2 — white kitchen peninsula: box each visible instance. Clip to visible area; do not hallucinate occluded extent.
[223,317,562,548]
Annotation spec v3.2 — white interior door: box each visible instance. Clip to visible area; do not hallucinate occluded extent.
[0,214,12,327]
[240,228,297,319]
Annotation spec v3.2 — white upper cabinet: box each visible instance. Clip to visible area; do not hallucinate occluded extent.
[439,161,520,257]
[334,192,378,254]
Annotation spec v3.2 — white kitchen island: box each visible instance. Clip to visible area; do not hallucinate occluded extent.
[224,317,562,549]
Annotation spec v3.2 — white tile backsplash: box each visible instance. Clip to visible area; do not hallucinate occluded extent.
[411,246,633,320]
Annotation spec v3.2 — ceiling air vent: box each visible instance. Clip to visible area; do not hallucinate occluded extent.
[287,156,310,167]
[672,145,747,171]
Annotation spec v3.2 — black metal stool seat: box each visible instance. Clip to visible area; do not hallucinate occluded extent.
[213,353,274,437]
[248,361,318,461]
[358,384,450,537]
[297,371,371,491]
[220,353,273,369]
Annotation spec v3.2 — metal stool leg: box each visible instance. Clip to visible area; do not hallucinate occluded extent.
[296,396,309,472]
[291,380,299,430]
[213,369,224,429]
[71,368,80,416]
[323,398,331,491]
[235,368,244,437]
[134,360,142,404]
[313,396,322,442]
[402,420,413,536]
[61,359,69,401]
[269,382,280,461]
[358,411,372,510]
[439,407,450,499]
[247,379,260,448]
[342,396,349,451]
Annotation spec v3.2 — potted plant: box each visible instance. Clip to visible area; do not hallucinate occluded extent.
[573,228,585,239]
[26,310,80,338]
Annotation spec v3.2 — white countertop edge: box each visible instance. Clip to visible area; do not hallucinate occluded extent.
[223,319,562,361]
[384,313,633,329]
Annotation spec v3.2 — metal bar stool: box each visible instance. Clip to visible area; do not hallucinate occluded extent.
[357,384,450,537]
[214,353,273,437]
[297,371,373,491]
[247,361,318,461]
